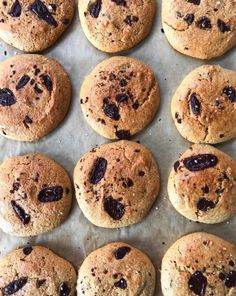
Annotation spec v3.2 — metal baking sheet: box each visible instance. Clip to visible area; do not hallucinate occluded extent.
[0,1,235,295]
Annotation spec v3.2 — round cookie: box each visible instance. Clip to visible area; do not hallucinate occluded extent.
[0,246,76,295]
[74,140,160,228]
[80,56,160,139]
[0,153,72,237]
[0,0,74,52]
[77,242,156,296]
[162,0,236,59]
[0,54,71,142]
[168,144,236,224]
[161,232,236,295]
[171,65,236,144]
[79,0,156,53]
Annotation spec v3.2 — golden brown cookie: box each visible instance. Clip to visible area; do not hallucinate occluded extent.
[0,0,74,52]
[77,242,156,296]
[162,0,236,59]
[0,153,72,237]
[171,65,236,144]
[80,56,160,140]
[74,140,160,228]
[0,54,71,142]
[168,144,236,224]
[161,232,236,296]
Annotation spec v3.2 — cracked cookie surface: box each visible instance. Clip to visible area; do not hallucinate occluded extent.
[77,242,156,296]
[0,246,76,295]
[74,140,160,228]
[162,0,236,59]
[168,144,236,224]
[0,153,72,236]
[0,0,74,52]
[0,54,71,142]
[161,232,236,296]
[80,56,160,139]
[79,0,156,52]
[171,65,236,144]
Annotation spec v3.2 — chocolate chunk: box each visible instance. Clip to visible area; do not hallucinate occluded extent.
[88,0,102,18]
[111,0,127,6]
[219,272,226,281]
[114,246,131,259]
[16,75,30,90]
[34,84,43,94]
[225,271,236,288]
[90,157,108,184]
[29,0,58,27]
[0,88,16,106]
[217,19,230,33]
[23,246,33,255]
[114,278,127,289]
[196,17,212,29]
[174,161,180,172]
[124,15,139,26]
[104,103,120,120]
[201,185,209,194]
[138,171,145,176]
[119,79,127,87]
[223,86,236,102]
[115,130,131,139]
[3,277,28,295]
[229,260,235,266]
[187,0,200,5]
[38,186,63,202]
[23,116,33,128]
[104,197,125,220]
[10,181,20,193]
[109,73,116,81]
[11,201,30,224]
[132,100,139,110]
[59,282,71,296]
[122,178,133,188]
[49,3,57,11]
[41,74,52,91]
[183,154,218,171]
[9,0,21,17]
[116,94,128,103]
[184,14,195,25]
[190,93,201,115]
[197,198,215,211]
[188,271,207,296]
[36,279,46,288]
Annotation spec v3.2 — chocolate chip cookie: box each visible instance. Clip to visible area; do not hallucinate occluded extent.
[0,0,74,52]
[79,0,156,52]
[77,242,156,296]
[171,65,236,144]
[74,140,160,228]
[0,54,71,142]
[0,246,76,295]
[162,0,236,59]
[0,153,72,236]
[80,56,160,139]
[168,144,236,224]
[161,232,236,295]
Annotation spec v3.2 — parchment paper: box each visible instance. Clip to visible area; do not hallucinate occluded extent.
[0,1,235,295]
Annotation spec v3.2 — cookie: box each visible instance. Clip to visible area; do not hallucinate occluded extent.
[79,0,156,53]
[74,140,160,228]
[171,65,236,144]
[0,153,72,237]
[0,246,76,295]
[80,56,160,139]
[168,144,236,224]
[0,54,71,142]
[162,0,236,59]
[161,232,236,296]
[77,242,156,296]
[0,0,74,52]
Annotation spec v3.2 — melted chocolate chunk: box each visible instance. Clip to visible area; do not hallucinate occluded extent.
[41,74,52,91]
[190,93,201,115]
[34,84,43,94]
[116,94,128,103]
[219,272,226,281]
[138,171,145,176]
[16,75,30,90]
[36,279,46,288]
[124,15,139,26]
[217,19,230,33]
[183,154,218,171]
[187,0,200,5]
[225,271,236,288]
[188,271,207,296]
[38,186,63,202]
[11,201,30,224]
[88,0,102,18]
[104,197,125,220]
[115,130,131,139]
[184,13,194,25]
[23,246,33,255]
[201,185,209,194]
[174,161,180,172]
[3,277,28,295]
[9,0,21,17]
[197,198,216,211]
[104,103,120,120]
[90,157,108,184]
[111,0,127,6]
[114,278,127,289]
[223,86,236,102]
[196,17,212,30]
[119,79,127,87]
[23,115,33,128]
[132,100,139,110]
[122,178,133,188]
[59,282,71,296]
[29,0,58,27]
[114,246,131,259]
[0,88,16,106]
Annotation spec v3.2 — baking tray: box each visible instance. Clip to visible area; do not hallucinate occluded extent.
[0,1,235,295]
